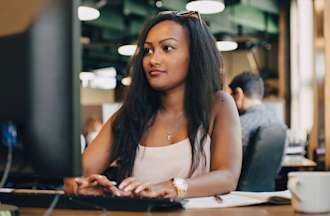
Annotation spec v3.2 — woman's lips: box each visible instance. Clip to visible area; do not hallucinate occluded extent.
[149,70,166,77]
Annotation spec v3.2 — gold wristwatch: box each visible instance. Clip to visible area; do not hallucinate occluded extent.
[172,177,188,198]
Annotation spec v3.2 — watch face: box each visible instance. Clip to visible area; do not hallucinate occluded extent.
[174,178,188,190]
[173,178,188,198]
[176,178,183,184]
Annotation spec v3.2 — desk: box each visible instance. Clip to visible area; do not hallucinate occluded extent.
[20,205,330,216]
[282,155,316,168]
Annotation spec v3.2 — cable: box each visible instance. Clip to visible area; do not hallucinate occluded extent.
[43,194,60,216]
[0,143,13,188]
[0,122,17,188]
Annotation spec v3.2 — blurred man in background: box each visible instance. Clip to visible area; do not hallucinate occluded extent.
[229,72,283,151]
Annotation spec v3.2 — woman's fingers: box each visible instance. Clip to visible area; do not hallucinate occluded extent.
[118,177,136,190]
[75,174,133,197]
[119,177,150,194]
[88,174,116,189]
[134,183,149,194]
[136,181,177,198]
[108,187,122,197]
[73,175,115,196]
[75,177,104,196]
[75,177,90,188]
[123,180,144,192]
[107,186,132,197]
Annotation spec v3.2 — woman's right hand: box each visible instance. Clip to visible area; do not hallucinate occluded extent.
[65,174,131,196]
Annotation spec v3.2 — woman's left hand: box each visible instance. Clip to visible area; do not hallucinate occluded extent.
[119,177,177,198]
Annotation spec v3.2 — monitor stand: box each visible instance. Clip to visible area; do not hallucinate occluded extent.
[0,203,19,216]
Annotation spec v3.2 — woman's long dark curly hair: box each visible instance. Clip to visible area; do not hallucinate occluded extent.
[109,12,223,181]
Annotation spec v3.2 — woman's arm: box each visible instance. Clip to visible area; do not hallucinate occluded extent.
[185,91,242,197]
[82,114,116,176]
[64,114,116,194]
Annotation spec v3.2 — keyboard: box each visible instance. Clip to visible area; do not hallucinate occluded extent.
[0,189,184,211]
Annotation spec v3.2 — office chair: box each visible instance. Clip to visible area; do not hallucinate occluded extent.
[237,123,287,192]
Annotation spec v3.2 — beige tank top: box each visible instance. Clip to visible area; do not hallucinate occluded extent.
[132,130,211,184]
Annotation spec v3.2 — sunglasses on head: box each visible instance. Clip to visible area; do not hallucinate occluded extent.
[158,10,203,27]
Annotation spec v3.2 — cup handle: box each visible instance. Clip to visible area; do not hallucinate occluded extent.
[288,177,302,202]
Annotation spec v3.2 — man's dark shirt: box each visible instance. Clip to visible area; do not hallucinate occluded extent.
[240,104,282,150]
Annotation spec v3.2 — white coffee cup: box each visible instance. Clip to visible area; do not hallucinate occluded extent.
[288,171,330,213]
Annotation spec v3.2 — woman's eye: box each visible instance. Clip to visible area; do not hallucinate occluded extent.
[163,45,174,52]
[143,47,153,55]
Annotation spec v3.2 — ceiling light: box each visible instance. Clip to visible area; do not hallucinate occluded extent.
[155,1,163,8]
[186,0,225,14]
[118,44,137,56]
[80,72,95,88]
[91,77,117,89]
[121,76,132,86]
[93,67,117,77]
[216,41,238,52]
[78,6,100,21]
[80,72,95,81]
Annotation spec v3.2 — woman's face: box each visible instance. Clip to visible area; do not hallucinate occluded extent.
[142,20,190,91]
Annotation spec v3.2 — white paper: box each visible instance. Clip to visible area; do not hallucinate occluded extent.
[185,190,291,209]
[231,190,291,202]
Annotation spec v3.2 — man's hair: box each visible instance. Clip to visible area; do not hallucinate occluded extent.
[110,12,223,181]
[229,72,264,99]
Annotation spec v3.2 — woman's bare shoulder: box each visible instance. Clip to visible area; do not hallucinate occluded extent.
[212,90,238,117]
[208,91,238,134]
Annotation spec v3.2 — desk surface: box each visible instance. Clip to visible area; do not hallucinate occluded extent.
[20,205,330,216]
[282,155,317,168]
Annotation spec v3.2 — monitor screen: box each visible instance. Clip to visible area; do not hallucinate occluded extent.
[0,0,82,185]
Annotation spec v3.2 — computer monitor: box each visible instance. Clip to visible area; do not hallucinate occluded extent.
[0,0,81,181]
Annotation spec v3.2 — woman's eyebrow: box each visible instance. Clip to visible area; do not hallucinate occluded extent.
[144,37,178,45]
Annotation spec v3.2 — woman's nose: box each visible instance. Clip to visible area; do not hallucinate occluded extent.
[150,50,161,66]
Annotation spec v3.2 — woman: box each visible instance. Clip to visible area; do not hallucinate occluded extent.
[65,11,242,198]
